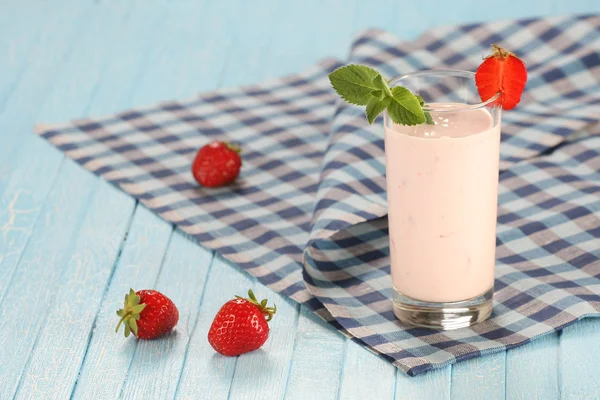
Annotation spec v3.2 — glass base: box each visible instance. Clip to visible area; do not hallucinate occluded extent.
[392,286,493,330]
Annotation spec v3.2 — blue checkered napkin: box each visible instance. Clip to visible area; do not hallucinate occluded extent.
[37,58,343,309]
[36,15,599,376]
[305,137,600,375]
[304,14,600,375]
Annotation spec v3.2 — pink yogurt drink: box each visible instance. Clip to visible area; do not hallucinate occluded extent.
[384,71,502,330]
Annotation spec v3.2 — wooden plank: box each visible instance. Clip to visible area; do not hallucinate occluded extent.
[13,181,135,400]
[216,0,280,87]
[173,258,256,400]
[227,295,301,400]
[396,367,451,400]
[33,0,134,121]
[0,1,49,112]
[77,3,169,116]
[0,0,133,303]
[283,307,346,400]
[560,318,600,399]
[117,230,214,400]
[378,0,593,42]
[1,2,164,397]
[70,207,173,399]
[0,0,93,182]
[0,140,64,302]
[353,0,400,35]
[129,0,232,103]
[506,334,559,400]
[0,6,137,397]
[0,163,97,399]
[451,352,505,400]
[550,0,600,13]
[338,341,396,400]
[261,0,358,78]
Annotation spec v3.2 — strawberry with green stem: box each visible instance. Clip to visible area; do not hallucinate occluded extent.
[208,289,276,357]
[116,289,179,340]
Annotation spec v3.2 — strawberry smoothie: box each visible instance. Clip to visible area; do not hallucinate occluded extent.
[385,103,501,303]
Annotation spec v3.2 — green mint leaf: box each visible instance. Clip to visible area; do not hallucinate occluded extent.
[328,64,433,126]
[373,74,393,98]
[370,89,383,99]
[328,65,381,106]
[366,96,391,124]
[386,86,426,126]
[415,95,435,125]
[424,111,434,125]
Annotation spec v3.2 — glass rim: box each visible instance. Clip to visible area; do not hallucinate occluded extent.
[388,69,500,113]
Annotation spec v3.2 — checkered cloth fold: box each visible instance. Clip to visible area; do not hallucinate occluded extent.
[37,15,599,375]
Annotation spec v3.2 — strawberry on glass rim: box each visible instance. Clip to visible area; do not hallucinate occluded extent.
[475,44,527,110]
[327,44,527,128]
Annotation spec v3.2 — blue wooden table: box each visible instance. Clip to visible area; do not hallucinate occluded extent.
[1,1,599,399]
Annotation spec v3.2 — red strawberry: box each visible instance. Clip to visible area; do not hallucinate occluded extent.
[208,290,276,357]
[115,289,179,340]
[192,141,242,187]
[475,45,527,110]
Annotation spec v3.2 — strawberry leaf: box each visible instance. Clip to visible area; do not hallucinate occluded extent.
[116,288,147,338]
[132,304,146,314]
[128,318,138,336]
[124,323,131,338]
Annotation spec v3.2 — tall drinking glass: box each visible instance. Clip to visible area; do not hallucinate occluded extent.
[384,70,501,330]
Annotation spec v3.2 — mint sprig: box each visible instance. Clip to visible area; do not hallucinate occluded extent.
[328,65,381,106]
[328,64,434,126]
